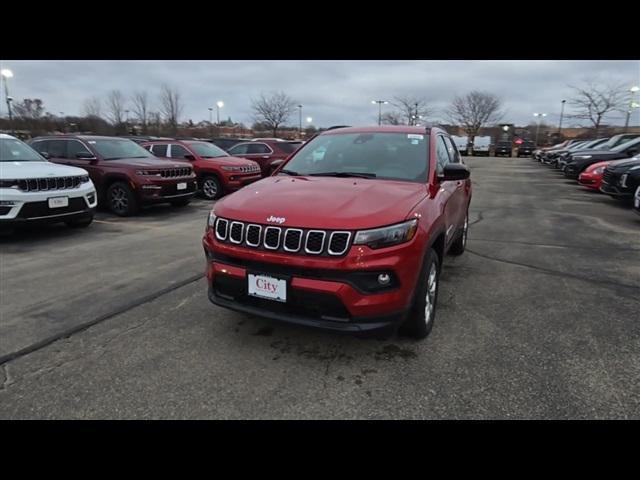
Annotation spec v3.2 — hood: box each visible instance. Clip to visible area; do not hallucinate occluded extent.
[104,157,191,168]
[0,161,88,179]
[202,155,259,168]
[607,158,640,172]
[215,176,427,230]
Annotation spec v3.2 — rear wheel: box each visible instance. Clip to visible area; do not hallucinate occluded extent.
[398,248,440,339]
[107,182,139,216]
[201,175,222,200]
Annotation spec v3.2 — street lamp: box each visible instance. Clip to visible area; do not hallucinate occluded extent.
[624,86,640,133]
[1,68,14,133]
[208,107,213,136]
[558,100,566,134]
[306,116,312,124]
[371,100,388,126]
[216,101,224,125]
[297,104,303,137]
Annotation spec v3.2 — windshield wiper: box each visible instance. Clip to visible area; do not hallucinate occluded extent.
[278,169,300,176]
[308,171,376,178]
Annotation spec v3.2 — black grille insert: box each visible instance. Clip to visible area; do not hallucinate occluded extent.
[305,231,325,254]
[264,227,281,249]
[246,225,261,246]
[229,222,244,243]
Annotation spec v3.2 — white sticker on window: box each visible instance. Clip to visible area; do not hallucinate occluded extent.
[88,141,96,144]
[407,134,424,140]
[411,139,419,145]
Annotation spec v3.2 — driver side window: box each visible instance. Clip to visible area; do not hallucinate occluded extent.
[436,136,451,175]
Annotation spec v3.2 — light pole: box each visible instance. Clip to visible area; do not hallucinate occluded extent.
[558,100,566,134]
[124,109,129,134]
[1,69,14,134]
[216,101,224,125]
[533,113,547,145]
[371,100,388,126]
[297,104,303,137]
[59,112,66,133]
[208,107,213,136]
[624,86,640,133]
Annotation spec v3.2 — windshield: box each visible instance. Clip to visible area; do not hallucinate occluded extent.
[280,132,429,182]
[611,136,640,153]
[89,138,155,160]
[0,137,45,162]
[187,141,228,158]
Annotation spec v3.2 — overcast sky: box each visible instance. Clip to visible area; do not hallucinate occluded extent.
[1,60,639,128]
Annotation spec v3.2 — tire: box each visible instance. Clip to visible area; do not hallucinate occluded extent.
[448,211,468,256]
[171,198,191,207]
[106,181,139,217]
[201,175,223,200]
[398,248,440,339]
[65,215,93,228]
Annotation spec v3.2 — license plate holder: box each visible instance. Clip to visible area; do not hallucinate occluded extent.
[48,196,69,208]
[247,272,288,303]
[177,182,187,190]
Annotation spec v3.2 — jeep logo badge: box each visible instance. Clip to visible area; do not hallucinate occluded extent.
[266,215,286,224]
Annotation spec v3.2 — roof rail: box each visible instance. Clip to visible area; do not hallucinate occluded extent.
[326,125,351,130]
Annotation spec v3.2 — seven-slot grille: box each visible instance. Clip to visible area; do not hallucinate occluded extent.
[18,176,83,192]
[160,168,192,178]
[238,165,260,174]
[214,218,351,256]
[602,169,618,185]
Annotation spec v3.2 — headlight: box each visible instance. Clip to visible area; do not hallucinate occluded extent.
[206,209,216,231]
[0,179,19,189]
[593,167,605,174]
[354,219,418,249]
[80,175,90,183]
[573,155,592,160]
[136,170,162,177]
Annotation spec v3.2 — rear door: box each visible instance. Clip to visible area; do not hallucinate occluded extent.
[435,135,460,249]
[444,135,470,228]
[45,139,68,166]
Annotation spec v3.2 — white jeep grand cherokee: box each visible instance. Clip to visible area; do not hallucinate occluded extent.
[0,134,97,231]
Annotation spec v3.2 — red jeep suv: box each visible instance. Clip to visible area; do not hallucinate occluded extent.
[227,139,303,177]
[141,139,261,200]
[30,135,197,216]
[203,126,472,339]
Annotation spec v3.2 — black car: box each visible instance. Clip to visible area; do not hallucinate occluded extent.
[554,138,610,169]
[600,156,640,201]
[564,137,640,179]
[494,141,512,157]
[633,185,640,216]
[516,141,535,157]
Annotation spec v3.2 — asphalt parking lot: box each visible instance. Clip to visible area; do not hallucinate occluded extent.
[1,156,639,419]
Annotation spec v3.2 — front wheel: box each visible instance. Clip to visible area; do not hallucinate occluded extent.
[201,176,222,200]
[107,182,139,216]
[398,248,440,339]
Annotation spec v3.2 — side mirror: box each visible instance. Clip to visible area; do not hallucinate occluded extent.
[40,151,51,159]
[184,154,196,161]
[441,163,470,181]
[269,159,284,175]
[627,149,638,157]
[76,151,97,160]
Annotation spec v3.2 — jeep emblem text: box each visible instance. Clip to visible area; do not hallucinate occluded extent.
[266,215,286,224]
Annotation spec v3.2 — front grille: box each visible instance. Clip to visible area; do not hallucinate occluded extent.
[18,198,87,219]
[238,165,260,174]
[214,217,352,257]
[602,170,618,185]
[18,176,83,192]
[160,168,192,178]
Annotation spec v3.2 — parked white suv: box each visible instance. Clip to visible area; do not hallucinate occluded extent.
[0,134,97,231]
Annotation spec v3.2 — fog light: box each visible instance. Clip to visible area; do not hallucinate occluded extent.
[377,273,391,285]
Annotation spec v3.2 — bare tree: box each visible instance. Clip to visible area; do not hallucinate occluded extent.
[380,111,404,125]
[159,85,182,134]
[105,90,126,126]
[131,90,150,134]
[250,91,297,137]
[446,91,504,144]
[82,96,102,118]
[392,95,431,125]
[12,98,45,121]
[567,80,627,134]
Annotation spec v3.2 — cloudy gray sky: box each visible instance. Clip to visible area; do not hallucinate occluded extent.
[1,60,639,128]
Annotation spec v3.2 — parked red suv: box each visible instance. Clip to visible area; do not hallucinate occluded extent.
[227,139,303,176]
[203,126,472,339]
[30,135,197,216]
[141,139,261,200]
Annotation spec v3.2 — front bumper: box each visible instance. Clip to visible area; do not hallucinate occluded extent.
[600,182,634,198]
[224,173,262,192]
[137,178,198,203]
[202,229,425,334]
[0,184,97,224]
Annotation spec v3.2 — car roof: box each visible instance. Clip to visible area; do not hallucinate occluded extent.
[320,125,436,136]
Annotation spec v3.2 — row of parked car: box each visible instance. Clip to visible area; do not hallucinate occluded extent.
[0,133,304,233]
[532,133,640,217]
